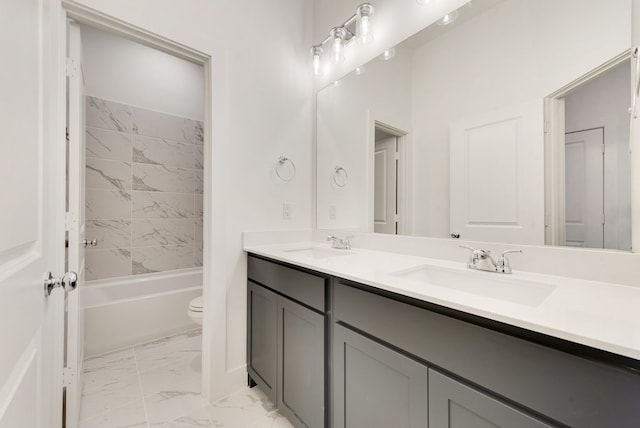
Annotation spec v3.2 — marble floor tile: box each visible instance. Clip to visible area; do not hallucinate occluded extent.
[144,391,208,427]
[80,372,142,421]
[79,399,147,428]
[80,330,293,428]
[83,348,137,377]
[139,361,201,396]
[135,334,201,374]
[246,411,295,428]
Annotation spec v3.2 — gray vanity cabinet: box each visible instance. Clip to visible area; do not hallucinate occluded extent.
[333,324,428,428]
[247,255,327,428]
[277,296,325,428]
[428,370,552,428]
[247,281,278,403]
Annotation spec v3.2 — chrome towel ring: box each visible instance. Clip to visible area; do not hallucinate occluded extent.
[333,166,348,188]
[275,156,296,182]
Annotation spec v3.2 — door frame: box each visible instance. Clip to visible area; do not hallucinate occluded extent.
[370,120,410,235]
[59,0,214,401]
[544,50,631,246]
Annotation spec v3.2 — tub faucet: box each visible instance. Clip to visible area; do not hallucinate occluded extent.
[327,234,352,250]
[459,245,522,274]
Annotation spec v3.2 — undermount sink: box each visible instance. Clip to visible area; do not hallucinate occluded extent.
[281,247,353,259]
[390,264,555,307]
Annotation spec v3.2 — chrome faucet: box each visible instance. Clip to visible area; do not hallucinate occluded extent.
[459,245,522,274]
[327,234,352,250]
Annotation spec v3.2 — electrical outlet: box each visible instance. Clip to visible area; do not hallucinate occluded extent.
[329,205,336,220]
[283,203,292,220]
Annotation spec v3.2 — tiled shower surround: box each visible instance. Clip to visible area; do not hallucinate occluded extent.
[85,96,204,281]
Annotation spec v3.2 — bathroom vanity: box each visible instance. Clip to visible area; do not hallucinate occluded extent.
[246,245,640,428]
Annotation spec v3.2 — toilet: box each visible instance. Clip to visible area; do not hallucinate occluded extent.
[188,296,203,325]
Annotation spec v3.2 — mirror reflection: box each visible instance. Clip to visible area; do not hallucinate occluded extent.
[316,0,632,251]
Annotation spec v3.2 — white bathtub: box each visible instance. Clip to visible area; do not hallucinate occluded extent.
[83,268,203,357]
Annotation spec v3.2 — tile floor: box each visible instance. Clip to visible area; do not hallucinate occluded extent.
[79,328,294,428]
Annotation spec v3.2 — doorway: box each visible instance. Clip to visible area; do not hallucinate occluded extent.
[373,123,407,235]
[63,16,210,428]
[545,53,632,250]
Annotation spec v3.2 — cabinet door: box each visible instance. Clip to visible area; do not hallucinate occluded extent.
[333,324,428,428]
[429,369,553,428]
[277,297,325,428]
[247,281,278,404]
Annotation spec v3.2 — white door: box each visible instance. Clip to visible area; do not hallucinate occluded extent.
[0,0,65,427]
[564,128,605,248]
[374,136,398,234]
[450,100,545,244]
[65,21,86,428]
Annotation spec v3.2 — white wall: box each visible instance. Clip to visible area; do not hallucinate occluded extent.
[316,45,412,230]
[80,24,205,120]
[565,62,632,251]
[68,0,313,401]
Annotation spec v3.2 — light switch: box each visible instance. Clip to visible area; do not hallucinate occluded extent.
[329,205,336,220]
[283,203,292,220]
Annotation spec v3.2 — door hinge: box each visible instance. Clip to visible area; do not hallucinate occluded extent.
[394,214,399,223]
[601,213,606,225]
[65,211,76,231]
[66,57,78,78]
[602,143,605,154]
[394,151,400,161]
[62,366,75,387]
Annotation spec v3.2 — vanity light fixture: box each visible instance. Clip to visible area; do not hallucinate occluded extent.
[380,47,396,61]
[311,45,323,77]
[330,27,347,64]
[310,3,374,75]
[438,9,459,25]
[356,3,374,45]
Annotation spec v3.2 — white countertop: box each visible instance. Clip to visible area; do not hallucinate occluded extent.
[245,241,640,361]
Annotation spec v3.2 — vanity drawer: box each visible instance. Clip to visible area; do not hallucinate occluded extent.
[334,280,640,428]
[248,255,326,312]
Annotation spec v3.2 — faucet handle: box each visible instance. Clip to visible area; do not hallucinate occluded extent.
[496,249,522,274]
[501,249,522,257]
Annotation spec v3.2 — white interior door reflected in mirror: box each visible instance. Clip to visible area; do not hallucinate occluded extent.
[374,133,398,235]
[449,100,544,245]
[564,129,604,248]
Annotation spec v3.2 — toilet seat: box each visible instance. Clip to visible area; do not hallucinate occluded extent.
[189,296,204,313]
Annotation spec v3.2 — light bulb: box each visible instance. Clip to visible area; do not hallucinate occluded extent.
[332,80,341,87]
[311,46,323,77]
[416,0,431,5]
[380,47,395,61]
[354,65,366,75]
[330,27,346,64]
[437,9,459,25]
[356,4,374,45]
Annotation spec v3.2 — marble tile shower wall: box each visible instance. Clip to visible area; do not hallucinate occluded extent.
[85,96,204,281]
